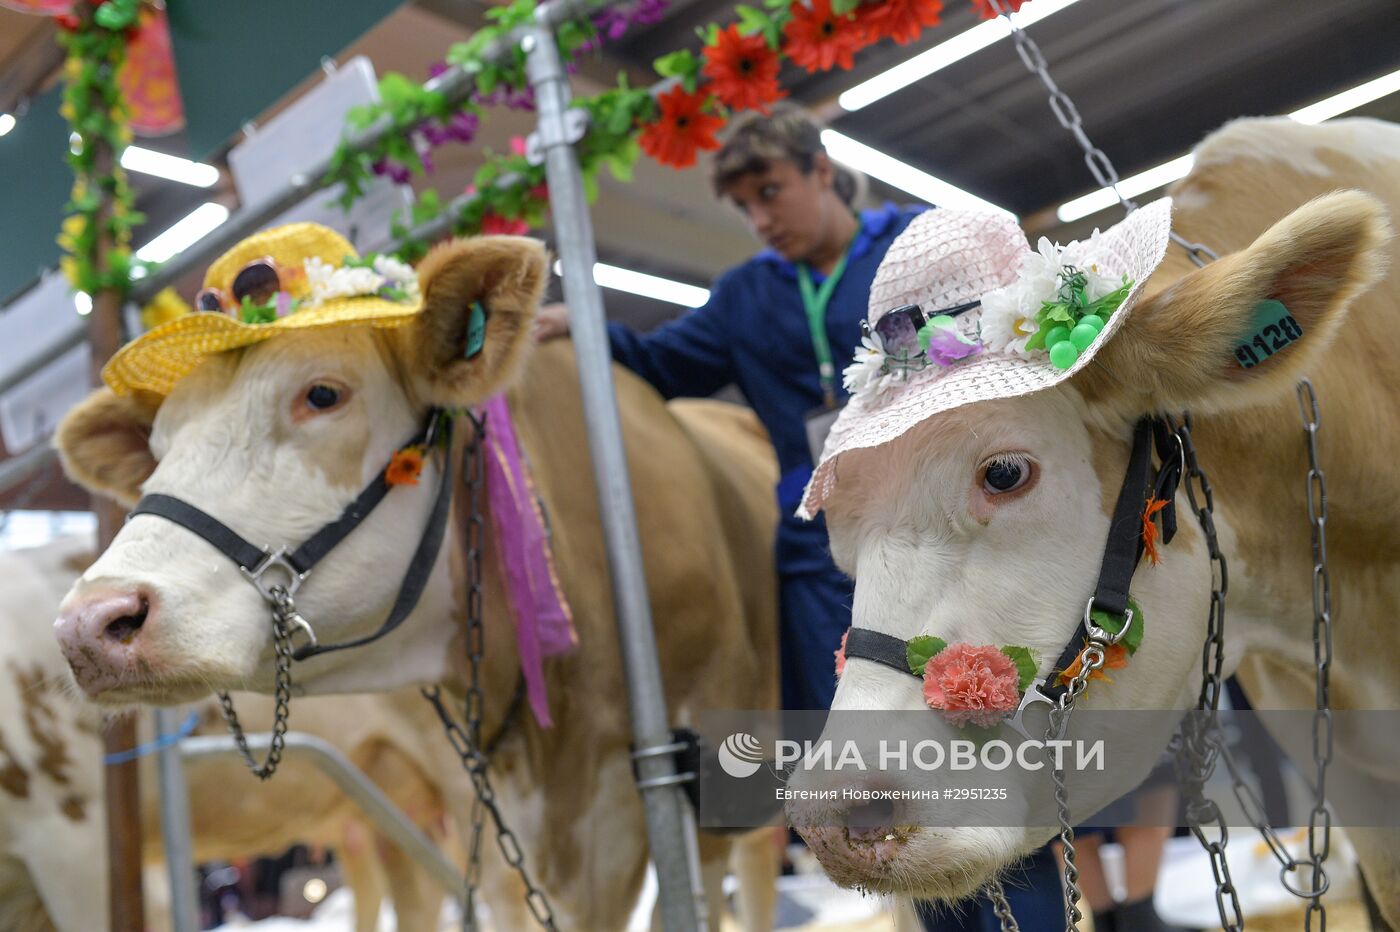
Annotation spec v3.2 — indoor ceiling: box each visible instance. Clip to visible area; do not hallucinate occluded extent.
[2,0,1398,510]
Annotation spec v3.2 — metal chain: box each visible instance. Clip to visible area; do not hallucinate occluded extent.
[1295,379,1334,930]
[983,0,1218,267]
[986,877,1021,932]
[422,415,560,931]
[1168,415,1245,932]
[218,585,295,780]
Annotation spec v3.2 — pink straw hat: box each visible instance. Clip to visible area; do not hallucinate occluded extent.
[798,198,1174,519]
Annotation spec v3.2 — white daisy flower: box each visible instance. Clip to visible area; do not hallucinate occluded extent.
[980,260,1058,356]
[843,332,901,397]
[372,254,421,300]
[303,257,388,308]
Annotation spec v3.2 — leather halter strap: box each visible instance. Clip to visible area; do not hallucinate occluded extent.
[841,415,1183,701]
[128,409,457,661]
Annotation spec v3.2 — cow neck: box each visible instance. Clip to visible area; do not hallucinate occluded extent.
[841,414,1184,705]
[128,408,454,662]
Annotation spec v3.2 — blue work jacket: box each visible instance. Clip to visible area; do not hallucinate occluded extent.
[608,202,927,575]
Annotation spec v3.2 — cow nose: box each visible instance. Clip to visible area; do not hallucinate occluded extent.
[55,590,153,696]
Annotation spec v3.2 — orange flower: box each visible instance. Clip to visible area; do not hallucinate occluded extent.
[1058,641,1129,686]
[640,86,725,169]
[1141,496,1168,566]
[701,24,787,113]
[859,0,943,46]
[783,0,866,72]
[386,445,426,486]
[970,0,1026,19]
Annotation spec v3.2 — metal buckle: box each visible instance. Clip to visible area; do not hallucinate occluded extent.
[1006,683,1056,741]
[284,608,320,659]
[1083,597,1132,646]
[241,547,307,602]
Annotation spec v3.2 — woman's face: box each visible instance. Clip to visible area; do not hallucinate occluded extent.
[723,155,839,263]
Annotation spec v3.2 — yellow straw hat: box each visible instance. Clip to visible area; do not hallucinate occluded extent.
[103,222,423,397]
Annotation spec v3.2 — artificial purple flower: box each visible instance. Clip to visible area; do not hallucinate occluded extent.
[372,157,412,185]
[593,7,630,40]
[427,60,450,79]
[926,328,982,366]
[474,85,536,111]
[275,291,294,318]
[446,110,480,142]
[631,0,669,26]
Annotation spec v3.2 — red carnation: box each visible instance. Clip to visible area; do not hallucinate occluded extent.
[639,86,726,169]
[701,24,787,113]
[859,0,943,45]
[782,0,866,73]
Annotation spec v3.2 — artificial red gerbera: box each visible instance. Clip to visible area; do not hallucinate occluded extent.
[783,0,866,72]
[859,0,943,46]
[970,0,1026,19]
[639,86,725,169]
[480,213,530,235]
[701,24,788,113]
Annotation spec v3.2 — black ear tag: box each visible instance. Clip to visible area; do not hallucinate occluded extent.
[465,301,487,359]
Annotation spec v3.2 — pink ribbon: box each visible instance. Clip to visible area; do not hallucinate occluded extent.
[480,395,577,727]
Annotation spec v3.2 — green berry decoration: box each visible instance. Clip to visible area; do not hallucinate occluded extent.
[1079,314,1105,333]
[1049,340,1079,370]
[1070,322,1099,351]
[1044,325,1071,349]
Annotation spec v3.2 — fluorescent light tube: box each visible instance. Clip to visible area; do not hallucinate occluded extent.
[1290,66,1400,125]
[839,0,1086,112]
[0,113,15,137]
[121,146,220,187]
[136,203,231,264]
[822,130,1015,217]
[553,260,711,308]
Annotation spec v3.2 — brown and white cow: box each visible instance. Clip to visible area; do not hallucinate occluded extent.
[50,237,781,929]
[783,116,1400,923]
[0,535,452,932]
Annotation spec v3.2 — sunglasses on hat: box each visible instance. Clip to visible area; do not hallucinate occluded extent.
[862,299,981,361]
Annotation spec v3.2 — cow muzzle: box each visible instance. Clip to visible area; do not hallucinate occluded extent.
[55,587,156,697]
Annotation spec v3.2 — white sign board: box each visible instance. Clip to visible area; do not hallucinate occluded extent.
[0,341,90,454]
[0,272,87,391]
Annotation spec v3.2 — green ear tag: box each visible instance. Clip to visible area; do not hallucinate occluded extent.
[1232,299,1301,369]
[464,301,487,359]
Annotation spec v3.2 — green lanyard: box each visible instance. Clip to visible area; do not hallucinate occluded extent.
[797,249,851,409]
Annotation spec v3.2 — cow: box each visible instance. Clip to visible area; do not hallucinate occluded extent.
[0,534,454,932]
[776,115,1400,924]
[48,233,781,930]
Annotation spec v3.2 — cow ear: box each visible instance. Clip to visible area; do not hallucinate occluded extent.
[1075,190,1391,417]
[400,235,549,407]
[55,388,159,508]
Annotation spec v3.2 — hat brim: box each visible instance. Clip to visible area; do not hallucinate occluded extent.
[103,297,420,398]
[799,198,1174,518]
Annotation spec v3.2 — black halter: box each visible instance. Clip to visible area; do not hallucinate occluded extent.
[841,415,1184,702]
[127,408,458,662]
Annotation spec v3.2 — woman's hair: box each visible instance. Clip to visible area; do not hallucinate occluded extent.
[710,103,865,206]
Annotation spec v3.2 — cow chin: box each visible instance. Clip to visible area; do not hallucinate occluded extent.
[796,822,1036,901]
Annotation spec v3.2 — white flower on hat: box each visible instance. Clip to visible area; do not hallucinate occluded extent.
[979,245,1059,356]
[303,257,387,308]
[372,254,421,301]
[843,331,902,397]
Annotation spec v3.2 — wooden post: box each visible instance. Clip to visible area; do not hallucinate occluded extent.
[67,0,146,924]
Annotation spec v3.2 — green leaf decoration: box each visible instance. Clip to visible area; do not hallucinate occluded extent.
[1089,597,1145,655]
[906,635,948,675]
[653,49,701,94]
[831,0,862,12]
[1000,646,1038,692]
[1084,279,1133,319]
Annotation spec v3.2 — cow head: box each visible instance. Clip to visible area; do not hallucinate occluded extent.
[54,236,547,704]
[791,191,1391,899]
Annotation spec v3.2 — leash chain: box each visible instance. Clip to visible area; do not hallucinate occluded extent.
[218,585,295,780]
[1168,415,1245,931]
[986,876,1021,932]
[983,0,1218,268]
[423,416,560,931]
[1294,379,1334,929]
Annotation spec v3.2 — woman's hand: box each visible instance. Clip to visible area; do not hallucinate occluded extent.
[533,302,571,342]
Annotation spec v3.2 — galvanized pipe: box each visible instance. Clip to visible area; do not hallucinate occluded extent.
[0,443,55,499]
[152,708,200,932]
[523,15,705,932]
[180,732,463,898]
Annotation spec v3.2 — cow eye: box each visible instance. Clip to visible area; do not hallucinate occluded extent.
[305,384,342,411]
[981,454,1033,494]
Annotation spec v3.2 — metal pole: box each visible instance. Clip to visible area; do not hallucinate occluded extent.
[523,15,705,932]
[180,733,462,898]
[153,708,200,932]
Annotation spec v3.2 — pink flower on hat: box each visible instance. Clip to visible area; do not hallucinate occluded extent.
[921,643,1020,727]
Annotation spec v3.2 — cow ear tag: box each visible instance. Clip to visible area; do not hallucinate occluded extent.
[465,301,487,359]
[1233,299,1302,369]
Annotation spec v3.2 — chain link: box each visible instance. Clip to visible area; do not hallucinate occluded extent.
[986,877,1021,932]
[218,585,295,780]
[983,0,1218,268]
[423,415,560,931]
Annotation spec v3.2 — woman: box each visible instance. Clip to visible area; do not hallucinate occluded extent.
[535,103,920,712]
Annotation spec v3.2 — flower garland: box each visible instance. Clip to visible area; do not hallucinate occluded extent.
[327,0,1011,255]
[55,0,144,299]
